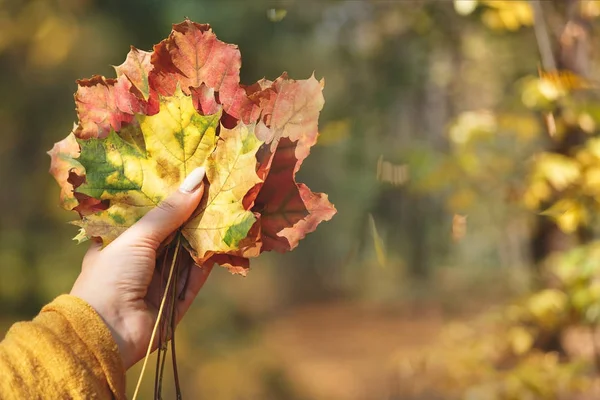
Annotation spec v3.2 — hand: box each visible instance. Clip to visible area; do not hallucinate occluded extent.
[70,167,212,370]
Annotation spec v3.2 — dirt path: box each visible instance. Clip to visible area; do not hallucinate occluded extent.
[262,301,445,400]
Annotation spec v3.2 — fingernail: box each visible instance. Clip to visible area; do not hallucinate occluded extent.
[179,167,206,193]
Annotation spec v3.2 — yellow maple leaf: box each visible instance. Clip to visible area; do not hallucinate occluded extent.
[73,88,263,263]
[183,123,263,260]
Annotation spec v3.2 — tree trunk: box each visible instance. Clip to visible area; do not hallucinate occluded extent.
[530,0,592,271]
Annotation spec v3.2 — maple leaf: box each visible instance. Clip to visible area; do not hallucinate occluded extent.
[254,138,336,252]
[207,254,250,276]
[74,88,220,243]
[225,74,325,211]
[49,20,336,275]
[47,126,107,217]
[254,73,325,160]
[182,122,263,261]
[115,46,153,100]
[223,73,324,161]
[48,130,83,210]
[149,21,241,101]
[75,75,147,139]
[191,84,221,116]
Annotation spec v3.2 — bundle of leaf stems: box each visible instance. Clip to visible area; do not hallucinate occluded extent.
[132,234,191,400]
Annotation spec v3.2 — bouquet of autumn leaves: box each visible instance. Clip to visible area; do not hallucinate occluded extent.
[48,20,336,276]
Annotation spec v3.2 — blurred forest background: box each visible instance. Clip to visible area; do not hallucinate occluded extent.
[5,0,600,399]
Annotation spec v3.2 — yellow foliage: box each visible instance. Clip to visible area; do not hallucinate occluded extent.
[581,138,600,160]
[449,110,496,144]
[496,113,540,142]
[481,1,533,31]
[454,0,534,31]
[522,137,600,233]
[508,326,534,355]
[523,180,551,209]
[578,113,596,133]
[521,77,566,109]
[539,70,596,92]
[582,167,600,196]
[391,247,600,399]
[534,153,581,191]
[525,289,568,329]
[541,199,588,233]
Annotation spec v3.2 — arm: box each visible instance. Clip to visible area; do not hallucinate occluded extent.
[0,295,126,399]
[0,167,208,399]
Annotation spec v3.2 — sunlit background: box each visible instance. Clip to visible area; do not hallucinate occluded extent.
[5,0,600,398]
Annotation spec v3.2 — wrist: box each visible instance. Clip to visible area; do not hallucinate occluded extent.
[70,284,135,369]
[94,305,135,369]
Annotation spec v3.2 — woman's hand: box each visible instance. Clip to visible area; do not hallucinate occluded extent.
[70,167,212,370]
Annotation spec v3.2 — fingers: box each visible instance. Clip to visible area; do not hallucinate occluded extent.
[176,263,213,322]
[120,167,206,248]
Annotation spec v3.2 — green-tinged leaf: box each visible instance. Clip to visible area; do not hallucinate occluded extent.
[75,89,220,243]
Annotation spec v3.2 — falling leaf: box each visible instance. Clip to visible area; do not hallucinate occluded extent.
[368,213,387,268]
[48,20,336,274]
[266,9,288,22]
[451,214,468,242]
[377,155,409,186]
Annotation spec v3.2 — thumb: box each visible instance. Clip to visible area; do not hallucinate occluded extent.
[120,167,206,247]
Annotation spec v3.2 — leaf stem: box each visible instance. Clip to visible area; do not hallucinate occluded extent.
[132,236,181,400]
[153,343,162,399]
[179,263,192,301]
[156,334,168,399]
[157,242,179,399]
[154,251,169,398]
[171,253,183,399]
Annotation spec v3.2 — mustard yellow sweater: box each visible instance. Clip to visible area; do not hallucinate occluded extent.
[0,295,126,399]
